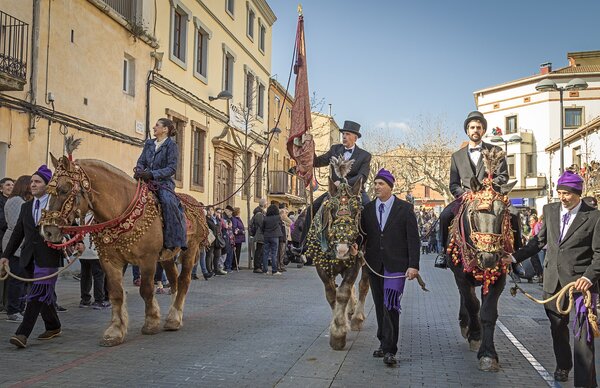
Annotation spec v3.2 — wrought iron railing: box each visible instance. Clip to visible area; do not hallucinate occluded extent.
[268,171,306,198]
[0,11,28,81]
[101,0,138,21]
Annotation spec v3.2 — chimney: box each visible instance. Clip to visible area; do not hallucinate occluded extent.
[540,62,552,75]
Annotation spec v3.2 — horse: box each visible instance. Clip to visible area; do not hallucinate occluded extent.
[447,151,518,372]
[40,154,209,346]
[306,156,370,350]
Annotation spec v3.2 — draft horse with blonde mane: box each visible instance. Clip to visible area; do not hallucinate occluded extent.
[306,157,370,350]
[446,149,519,371]
[41,151,208,346]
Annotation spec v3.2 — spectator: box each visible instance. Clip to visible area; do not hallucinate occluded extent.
[231,207,245,271]
[250,199,266,273]
[0,177,15,255]
[205,206,221,276]
[2,176,30,322]
[278,207,292,272]
[192,204,211,280]
[214,208,228,275]
[78,235,110,309]
[222,206,235,272]
[261,204,282,275]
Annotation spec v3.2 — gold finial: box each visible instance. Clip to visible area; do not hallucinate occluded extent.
[298,4,303,16]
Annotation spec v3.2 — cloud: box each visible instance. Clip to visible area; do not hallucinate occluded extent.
[374,121,411,131]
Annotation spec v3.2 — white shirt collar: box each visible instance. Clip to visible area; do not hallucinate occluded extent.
[561,200,582,216]
[468,142,483,150]
[155,137,167,150]
[376,195,394,209]
[344,145,356,152]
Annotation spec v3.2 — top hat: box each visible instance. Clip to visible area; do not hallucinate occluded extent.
[340,120,361,138]
[463,111,487,133]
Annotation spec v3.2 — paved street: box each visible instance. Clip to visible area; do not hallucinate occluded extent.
[0,253,598,387]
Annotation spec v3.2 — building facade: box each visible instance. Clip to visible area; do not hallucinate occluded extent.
[311,111,339,199]
[474,50,600,212]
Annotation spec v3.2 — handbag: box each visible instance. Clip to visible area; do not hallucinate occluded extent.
[207,229,216,245]
[434,253,448,269]
[215,233,226,249]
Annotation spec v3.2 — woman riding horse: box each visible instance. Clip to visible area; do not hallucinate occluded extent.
[134,118,187,260]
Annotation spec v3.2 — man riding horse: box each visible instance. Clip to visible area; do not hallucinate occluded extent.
[295,120,372,255]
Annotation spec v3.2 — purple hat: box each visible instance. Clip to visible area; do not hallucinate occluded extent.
[374,168,395,188]
[33,164,52,184]
[556,170,583,195]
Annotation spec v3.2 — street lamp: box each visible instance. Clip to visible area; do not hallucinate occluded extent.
[535,78,588,173]
[490,134,523,152]
[208,90,233,101]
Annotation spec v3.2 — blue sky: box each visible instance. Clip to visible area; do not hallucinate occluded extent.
[269,0,600,147]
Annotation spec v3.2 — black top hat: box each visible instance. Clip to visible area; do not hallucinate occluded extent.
[463,111,487,133]
[340,120,361,138]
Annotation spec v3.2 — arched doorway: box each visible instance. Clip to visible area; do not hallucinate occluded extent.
[215,160,233,207]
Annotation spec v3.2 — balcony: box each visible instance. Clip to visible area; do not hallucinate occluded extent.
[0,11,28,91]
[268,171,307,204]
[524,176,546,190]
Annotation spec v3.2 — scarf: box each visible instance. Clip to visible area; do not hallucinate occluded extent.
[383,269,406,312]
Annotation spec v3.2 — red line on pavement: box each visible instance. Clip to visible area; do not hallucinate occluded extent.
[9,285,266,388]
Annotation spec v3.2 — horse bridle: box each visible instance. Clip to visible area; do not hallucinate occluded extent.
[325,185,361,251]
[41,159,92,227]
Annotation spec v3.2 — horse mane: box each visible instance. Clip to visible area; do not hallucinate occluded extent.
[481,148,505,177]
[330,156,354,181]
[76,159,136,182]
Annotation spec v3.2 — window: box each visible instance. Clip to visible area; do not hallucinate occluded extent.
[170,2,190,67]
[193,18,211,82]
[573,147,582,170]
[191,124,206,189]
[122,54,135,96]
[254,155,263,199]
[506,115,517,134]
[222,45,236,94]
[226,0,234,17]
[424,186,431,198]
[246,7,255,40]
[257,82,265,119]
[507,155,515,178]
[564,107,583,128]
[286,107,291,130]
[166,110,187,186]
[258,22,266,53]
[245,71,255,111]
[526,154,534,176]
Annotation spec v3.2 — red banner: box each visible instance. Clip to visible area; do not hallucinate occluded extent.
[287,14,314,187]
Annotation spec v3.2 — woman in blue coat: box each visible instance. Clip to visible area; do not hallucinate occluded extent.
[134,118,187,257]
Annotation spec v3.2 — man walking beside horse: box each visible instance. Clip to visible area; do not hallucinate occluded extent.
[503,171,600,387]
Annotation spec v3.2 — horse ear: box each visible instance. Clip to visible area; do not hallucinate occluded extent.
[50,153,59,168]
[470,177,483,192]
[500,180,518,195]
[328,178,338,196]
[351,177,362,196]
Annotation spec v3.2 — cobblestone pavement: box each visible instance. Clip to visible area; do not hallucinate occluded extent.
[0,253,598,387]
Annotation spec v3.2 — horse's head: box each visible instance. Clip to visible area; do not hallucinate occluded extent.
[40,153,92,243]
[324,177,363,260]
[464,176,517,269]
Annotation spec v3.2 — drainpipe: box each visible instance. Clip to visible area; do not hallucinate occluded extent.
[28,0,41,140]
[145,71,153,140]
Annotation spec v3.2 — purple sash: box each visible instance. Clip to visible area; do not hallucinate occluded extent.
[25,266,58,305]
[383,269,406,312]
[573,293,598,343]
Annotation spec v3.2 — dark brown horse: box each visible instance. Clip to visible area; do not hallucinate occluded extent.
[448,167,518,371]
[41,155,208,346]
[306,157,370,350]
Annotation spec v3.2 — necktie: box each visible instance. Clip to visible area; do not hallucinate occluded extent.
[469,147,481,153]
[378,203,385,231]
[558,212,571,242]
[34,199,40,224]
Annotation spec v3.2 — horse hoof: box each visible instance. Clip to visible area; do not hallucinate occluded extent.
[164,320,182,331]
[469,339,481,352]
[329,336,346,350]
[478,356,500,372]
[350,318,364,331]
[460,326,469,339]
[100,336,123,347]
[141,325,161,335]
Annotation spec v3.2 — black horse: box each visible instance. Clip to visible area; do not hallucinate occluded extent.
[447,174,518,372]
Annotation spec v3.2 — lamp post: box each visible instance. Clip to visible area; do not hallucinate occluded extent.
[490,134,523,152]
[535,78,588,173]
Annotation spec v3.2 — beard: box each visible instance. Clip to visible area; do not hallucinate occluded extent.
[468,133,481,142]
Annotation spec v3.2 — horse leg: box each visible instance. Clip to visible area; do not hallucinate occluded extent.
[99,259,129,346]
[317,269,337,310]
[350,263,370,331]
[451,266,481,351]
[346,281,357,319]
[330,268,359,350]
[477,274,506,372]
[459,293,469,339]
[139,261,161,335]
[165,246,196,331]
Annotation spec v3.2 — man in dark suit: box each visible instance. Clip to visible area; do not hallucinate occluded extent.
[503,171,600,387]
[296,120,372,253]
[438,111,509,260]
[0,166,65,349]
[359,169,420,366]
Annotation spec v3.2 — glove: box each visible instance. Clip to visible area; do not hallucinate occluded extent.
[139,171,153,181]
[133,171,141,180]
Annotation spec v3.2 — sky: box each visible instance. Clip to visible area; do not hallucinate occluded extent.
[268,0,600,148]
